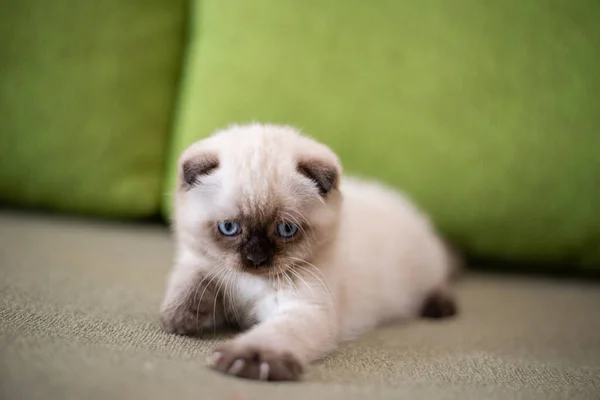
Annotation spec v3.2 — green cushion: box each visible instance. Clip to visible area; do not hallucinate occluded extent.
[165,0,600,268]
[0,1,186,218]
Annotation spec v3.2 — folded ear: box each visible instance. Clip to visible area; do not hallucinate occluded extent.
[296,159,339,196]
[180,153,219,189]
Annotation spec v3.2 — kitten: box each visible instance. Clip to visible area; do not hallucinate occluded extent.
[160,123,458,381]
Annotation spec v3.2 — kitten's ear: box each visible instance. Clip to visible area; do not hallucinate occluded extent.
[297,159,339,196]
[180,153,219,189]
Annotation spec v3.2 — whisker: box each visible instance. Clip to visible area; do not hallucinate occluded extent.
[295,265,335,307]
[287,257,330,282]
[279,211,308,237]
[282,268,299,298]
[221,269,233,326]
[229,272,242,327]
[168,267,218,314]
[188,268,219,330]
[195,266,226,331]
[280,208,309,226]
[275,268,283,295]
[286,256,335,307]
[212,269,229,336]
[286,267,318,303]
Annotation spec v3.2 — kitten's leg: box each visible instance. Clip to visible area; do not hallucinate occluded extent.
[420,286,458,319]
[159,265,225,335]
[421,246,461,319]
[208,289,337,381]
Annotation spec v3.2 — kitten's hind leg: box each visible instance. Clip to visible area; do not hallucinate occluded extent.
[420,287,458,319]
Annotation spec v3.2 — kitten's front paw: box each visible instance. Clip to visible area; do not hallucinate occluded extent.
[160,307,207,336]
[207,341,304,381]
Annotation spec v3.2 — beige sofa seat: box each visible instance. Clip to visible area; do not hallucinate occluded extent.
[1,212,599,399]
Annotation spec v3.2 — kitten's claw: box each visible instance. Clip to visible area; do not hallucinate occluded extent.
[228,359,245,375]
[206,351,222,366]
[259,362,270,381]
[208,342,304,381]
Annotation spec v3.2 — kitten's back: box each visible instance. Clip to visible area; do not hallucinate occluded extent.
[334,177,452,338]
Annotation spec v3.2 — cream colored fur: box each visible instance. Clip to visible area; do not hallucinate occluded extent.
[160,123,456,381]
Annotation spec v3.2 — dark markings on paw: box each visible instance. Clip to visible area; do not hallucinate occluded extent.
[160,276,220,336]
[160,308,206,336]
[209,343,304,381]
[420,290,458,319]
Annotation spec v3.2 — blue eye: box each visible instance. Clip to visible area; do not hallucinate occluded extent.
[217,221,241,236]
[275,222,298,239]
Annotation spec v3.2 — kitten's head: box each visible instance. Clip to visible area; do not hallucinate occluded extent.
[174,124,342,277]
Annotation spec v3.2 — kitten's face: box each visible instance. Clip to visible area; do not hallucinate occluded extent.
[175,124,342,278]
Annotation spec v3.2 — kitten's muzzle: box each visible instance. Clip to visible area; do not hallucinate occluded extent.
[245,252,270,267]
[242,234,274,268]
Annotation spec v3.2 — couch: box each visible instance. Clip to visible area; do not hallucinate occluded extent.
[2,212,599,399]
[1,1,599,399]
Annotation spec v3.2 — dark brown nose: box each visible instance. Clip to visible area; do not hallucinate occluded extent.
[246,251,269,267]
[243,233,274,268]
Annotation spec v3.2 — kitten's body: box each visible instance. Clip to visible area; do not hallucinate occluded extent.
[160,124,457,381]
[331,177,454,339]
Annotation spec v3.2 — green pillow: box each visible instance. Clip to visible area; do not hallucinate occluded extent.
[165,0,600,268]
[0,1,186,218]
